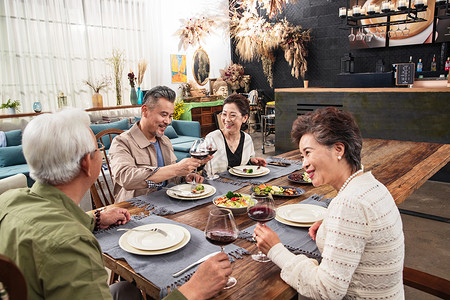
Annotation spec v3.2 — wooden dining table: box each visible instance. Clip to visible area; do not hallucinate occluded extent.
[100,138,450,300]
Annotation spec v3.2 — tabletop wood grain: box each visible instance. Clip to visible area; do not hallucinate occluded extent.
[100,139,450,299]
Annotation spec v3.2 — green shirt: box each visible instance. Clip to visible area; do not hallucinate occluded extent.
[0,182,112,300]
[0,182,187,300]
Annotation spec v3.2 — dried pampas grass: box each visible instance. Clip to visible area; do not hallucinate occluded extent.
[137,59,147,87]
[175,17,216,50]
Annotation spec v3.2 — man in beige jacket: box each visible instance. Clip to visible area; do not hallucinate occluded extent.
[109,86,209,202]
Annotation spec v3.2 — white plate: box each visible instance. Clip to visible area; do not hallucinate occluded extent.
[277,204,327,223]
[119,226,191,255]
[166,184,216,200]
[166,184,213,198]
[229,166,270,178]
[126,223,185,251]
[231,165,267,175]
[275,214,315,228]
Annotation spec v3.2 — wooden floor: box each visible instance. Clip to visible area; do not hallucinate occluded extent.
[251,131,450,300]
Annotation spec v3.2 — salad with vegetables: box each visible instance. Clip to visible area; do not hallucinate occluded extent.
[253,184,298,196]
[191,184,205,194]
[214,192,254,208]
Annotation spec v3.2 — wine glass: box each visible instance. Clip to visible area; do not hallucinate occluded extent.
[247,193,276,263]
[205,208,239,289]
[356,28,365,41]
[379,27,386,39]
[189,138,208,172]
[388,25,396,38]
[204,137,218,180]
[348,28,355,42]
[33,101,42,113]
[395,25,403,38]
[366,30,374,42]
[402,23,410,37]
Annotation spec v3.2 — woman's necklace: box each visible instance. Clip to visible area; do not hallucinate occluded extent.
[338,169,363,195]
[224,132,240,152]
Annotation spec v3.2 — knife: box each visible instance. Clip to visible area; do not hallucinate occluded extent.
[172,251,220,277]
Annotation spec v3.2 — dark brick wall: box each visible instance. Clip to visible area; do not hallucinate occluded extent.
[231,0,449,101]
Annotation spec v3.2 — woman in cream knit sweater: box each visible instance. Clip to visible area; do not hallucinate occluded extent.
[254,107,405,299]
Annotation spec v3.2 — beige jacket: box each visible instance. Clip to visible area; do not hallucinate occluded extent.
[109,123,178,202]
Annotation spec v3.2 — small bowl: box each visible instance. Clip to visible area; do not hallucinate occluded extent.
[212,194,256,215]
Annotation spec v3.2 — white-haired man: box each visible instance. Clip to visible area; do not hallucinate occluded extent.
[110,86,210,202]
[0,109,231,300]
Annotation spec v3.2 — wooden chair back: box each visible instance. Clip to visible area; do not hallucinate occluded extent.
[0,254,27,300]
[403,266,450,298]
[90,128,124,209]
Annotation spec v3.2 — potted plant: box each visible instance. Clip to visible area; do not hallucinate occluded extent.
[1,99,20,114]
[84,77,110,108]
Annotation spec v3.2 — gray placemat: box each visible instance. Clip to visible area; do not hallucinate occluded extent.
[218,157,303,185]
[239,194,332,261]
[95,214,248,299]
[126,179,247,215]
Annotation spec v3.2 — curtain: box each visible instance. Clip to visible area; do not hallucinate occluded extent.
[0,0,155,112]
[0,0,231,114]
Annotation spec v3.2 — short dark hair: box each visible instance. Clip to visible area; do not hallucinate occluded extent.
[223,93,250,116]
[143,86,176,109]
[291,107,362,172]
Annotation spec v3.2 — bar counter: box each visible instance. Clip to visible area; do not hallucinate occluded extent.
[275,87,450,153]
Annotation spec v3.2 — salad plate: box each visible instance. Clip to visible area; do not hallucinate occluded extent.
[288,172,313,184]
[119,225,191,255]
[251,184,305,197]
[166,184,216,200]
[229,166,270,178]
[212,192,256,215]
[126,223,185,251]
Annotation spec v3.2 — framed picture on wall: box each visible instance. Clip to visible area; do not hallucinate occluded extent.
[348,0,436,49]
[171,54,187,83]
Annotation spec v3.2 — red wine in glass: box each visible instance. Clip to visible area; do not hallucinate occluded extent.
[247,193,276,263]
[205,208,239,289]
[206,229,238,246]
[205,138,218,180]
[191,151,208,171]
[248,206,276,223]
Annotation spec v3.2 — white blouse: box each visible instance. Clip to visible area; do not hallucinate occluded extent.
[268,172,405,299]
[205,129,255,174]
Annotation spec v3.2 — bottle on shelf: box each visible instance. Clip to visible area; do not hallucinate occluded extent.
[445,57,450,71]
[409,56,413,63]
[417,59,423,72]
[431,54,437,71]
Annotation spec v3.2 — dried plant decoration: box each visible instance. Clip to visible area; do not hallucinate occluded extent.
[137,59,148,88]
[239,0,299,19]
[107,49,125,106]
[84,76,110,93]
[175,17,216,50]
[279,20,311,79]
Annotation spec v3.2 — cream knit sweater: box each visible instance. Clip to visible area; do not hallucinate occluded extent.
[268,172,405,299]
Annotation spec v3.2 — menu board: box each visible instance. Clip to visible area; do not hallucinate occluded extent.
[396,63,415,86]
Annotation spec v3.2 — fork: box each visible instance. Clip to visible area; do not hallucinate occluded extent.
[117,228,168,237]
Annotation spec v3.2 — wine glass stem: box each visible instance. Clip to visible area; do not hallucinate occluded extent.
[220,246,225,253]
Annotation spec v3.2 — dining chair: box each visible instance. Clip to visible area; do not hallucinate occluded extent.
[0,254,27,300]
[403,266,450,298]
[0,173,27,195]
[90,128,124,209]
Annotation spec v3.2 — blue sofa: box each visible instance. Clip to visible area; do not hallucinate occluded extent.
[0,119,201,187]
[0,130,33,186]
[166,120,201,161]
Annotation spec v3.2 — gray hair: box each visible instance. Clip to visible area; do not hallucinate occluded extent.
[142,86,176,110]
[22,108,96,185]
